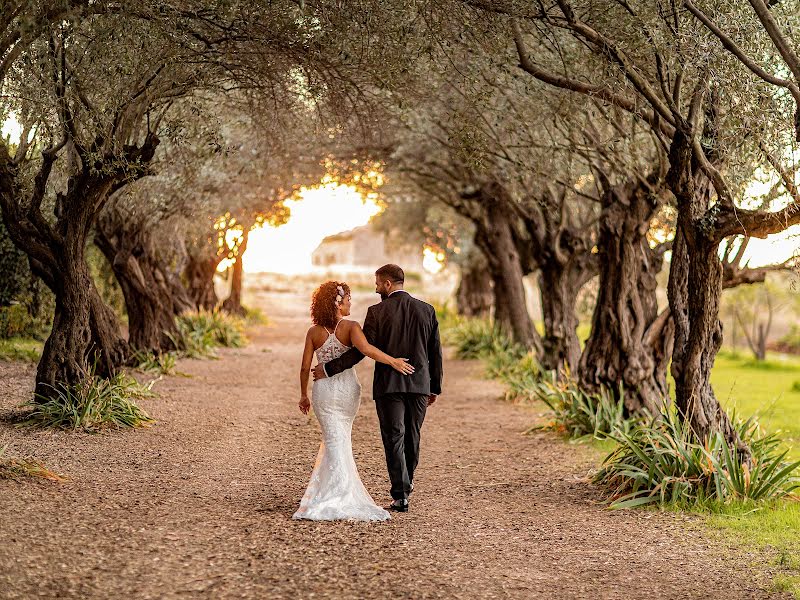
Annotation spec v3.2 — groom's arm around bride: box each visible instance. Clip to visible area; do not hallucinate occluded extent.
[314,286,443,404]
[317,306,378,377]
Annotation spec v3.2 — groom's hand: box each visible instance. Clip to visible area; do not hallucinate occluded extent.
[427,394,438,406]
[313,363,328,381]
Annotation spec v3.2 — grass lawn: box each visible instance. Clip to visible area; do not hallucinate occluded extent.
[705,350,800,597]
[0,337,42,362]
[712,350,800,460]
[708,502,800,596]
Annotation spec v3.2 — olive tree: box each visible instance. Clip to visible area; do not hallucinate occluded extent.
[501,0,800,456]
[0,12,196,395]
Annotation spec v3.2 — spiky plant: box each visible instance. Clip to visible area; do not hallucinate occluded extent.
[593,408,800,508]
[20,366,155,432]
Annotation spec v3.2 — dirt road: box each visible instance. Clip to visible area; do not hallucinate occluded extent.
[0,293,782,599]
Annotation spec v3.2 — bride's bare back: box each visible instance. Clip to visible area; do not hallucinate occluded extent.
[299,286,413,416]
[307,320,364,351]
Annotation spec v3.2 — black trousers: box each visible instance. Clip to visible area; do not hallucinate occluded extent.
[375,392,428,500]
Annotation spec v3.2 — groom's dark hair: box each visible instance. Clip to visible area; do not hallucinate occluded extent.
[376,264,404,284]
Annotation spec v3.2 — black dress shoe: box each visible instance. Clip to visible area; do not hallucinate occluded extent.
[388,499,409,512]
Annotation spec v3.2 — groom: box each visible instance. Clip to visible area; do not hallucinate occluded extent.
[313,263,443,512]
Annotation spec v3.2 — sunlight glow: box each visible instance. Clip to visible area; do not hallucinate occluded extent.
[422,246,446,274]
[217,226,244,272]
[243,182,383,274]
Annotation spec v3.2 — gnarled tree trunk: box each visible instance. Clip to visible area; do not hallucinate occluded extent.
[666,128,749,459]
[0,134,158,399]
[514,186,598,375]
[35,248,128,397]
[94,218,193,353]
[22,183,130,397]
[222,227,249,316]
[578,176,672,415]
[475,196,541,353]
[455,247,493,318]
[537,263,592,374]
[185,253,222,311]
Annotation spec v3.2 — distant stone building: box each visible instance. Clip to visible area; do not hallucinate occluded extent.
[311,225,423,273]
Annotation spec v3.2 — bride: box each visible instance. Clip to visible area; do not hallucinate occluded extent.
[294,280,413,521]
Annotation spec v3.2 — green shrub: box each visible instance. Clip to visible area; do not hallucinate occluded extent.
[485,351,542,402]
[132,349,179,375]
[168,319,215,358]
[777,325,800,354]
[439,312,635,439]
[20,368,155,432]
[242,305,269,326]
[0,301,51,340]
[447,318,520,360]
[1,220,54,338]
[480,346,634,440]
[0,220,30,306]
[593,408,800,508]
[0,304,35,338]
[531,374,637,440]
[169,310,246,358]
[433,301,464,334]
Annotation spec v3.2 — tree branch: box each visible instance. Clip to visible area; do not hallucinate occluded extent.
[747,0,800,82]
[684,0,794,88]
[553,0,678,126]
[511,21,675,138]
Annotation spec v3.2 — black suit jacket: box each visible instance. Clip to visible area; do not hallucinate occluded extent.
[323,291,443,399]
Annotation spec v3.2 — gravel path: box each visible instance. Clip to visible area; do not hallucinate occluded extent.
[0,292,785,599]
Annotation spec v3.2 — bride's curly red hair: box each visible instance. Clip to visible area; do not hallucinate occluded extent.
[311,281,350,330]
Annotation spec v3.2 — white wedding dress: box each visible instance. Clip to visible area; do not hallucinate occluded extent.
[293,322,390,522]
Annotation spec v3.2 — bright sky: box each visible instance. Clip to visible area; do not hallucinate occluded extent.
[243,182,384,274]
[1,112,21,140]
[739,226,800,268]
[737,174,800,268]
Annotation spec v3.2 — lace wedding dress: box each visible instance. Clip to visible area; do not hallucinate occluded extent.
[293,323,390,522]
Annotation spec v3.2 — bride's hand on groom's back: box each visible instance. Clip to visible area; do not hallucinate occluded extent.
[390,357,415,375]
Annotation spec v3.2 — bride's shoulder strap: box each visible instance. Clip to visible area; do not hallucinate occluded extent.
[309,324,331,337]
[333,318,345,334]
